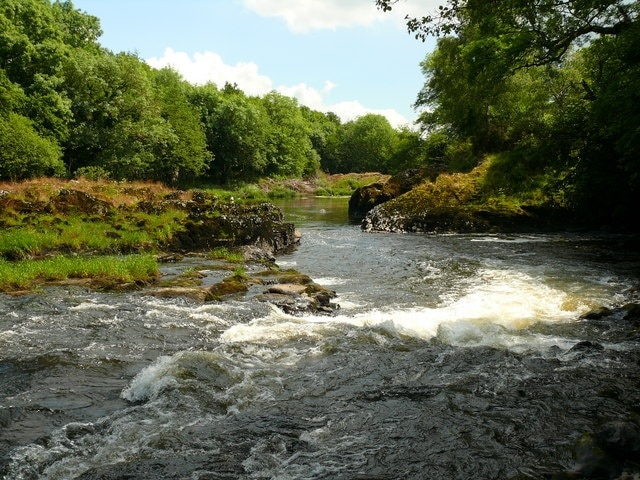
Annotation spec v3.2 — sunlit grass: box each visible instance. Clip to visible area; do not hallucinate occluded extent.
[208,246,245,263]
[0,254,159,292]
[0,210,187,259]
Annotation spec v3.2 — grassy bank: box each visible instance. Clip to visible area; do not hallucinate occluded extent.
[0,178,282,293]
[0,254,159,293]
[194,172,390,202]
[0,174,385,293]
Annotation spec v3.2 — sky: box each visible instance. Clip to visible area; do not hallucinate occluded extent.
[70,0,440,128]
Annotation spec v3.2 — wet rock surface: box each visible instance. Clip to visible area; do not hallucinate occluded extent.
[147,260,340,316]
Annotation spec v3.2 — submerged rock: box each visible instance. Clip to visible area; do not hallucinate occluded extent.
[556,420,640,479]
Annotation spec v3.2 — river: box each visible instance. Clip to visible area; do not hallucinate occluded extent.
[1,196,639,479]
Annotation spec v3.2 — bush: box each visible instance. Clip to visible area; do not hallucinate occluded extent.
[74,166,111,181]
[0,113,65,180]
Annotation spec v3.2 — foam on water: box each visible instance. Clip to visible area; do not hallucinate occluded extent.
[217,267,594,352]
[120,355,177,402]
[322,267,599,353]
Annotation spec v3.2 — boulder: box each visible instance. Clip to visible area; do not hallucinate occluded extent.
[257,280,339,316]
[348,167,439,220]
[146,286,210,302]
[167,201,299,256]
[563,421,640,479]
[50,189,113,216]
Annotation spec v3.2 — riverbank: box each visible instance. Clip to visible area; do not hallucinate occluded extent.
[349,157,636,234]
[0,179,338,313]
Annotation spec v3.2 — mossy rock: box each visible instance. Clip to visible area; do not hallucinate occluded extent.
[278,273,313,285]
[206,275,249,300]
[348,167,440,220]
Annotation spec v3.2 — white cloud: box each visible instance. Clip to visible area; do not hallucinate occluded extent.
[241,0,443,33]
[146,48,410,128]
[147,48,273,96]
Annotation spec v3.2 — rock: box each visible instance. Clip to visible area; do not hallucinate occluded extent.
[348,167,439,221]
[568,340,605,353]
[51,189,113,216]
[580,307,613,320]
[255,292,310,314]
[267,284,308,295]
[146,287,210,302]
[206,276,249,301]
[239,245,276,263]
[167,201,299,256]
[563,421,640,479]
[255,279,339,316]
[155,253,184,263]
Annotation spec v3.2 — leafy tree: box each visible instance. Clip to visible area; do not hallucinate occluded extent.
[0,111,64,180]
[150,68,210,183]
[51,0,102,51]
[189,83,270,183]
[376,0,638,66]
[301,107,341,175]
[261,91,319,177]
[338,114,398,173]
[62,51,172,179]
[0,0,73,143]
[388,126,427,173]
[379,0,640,226]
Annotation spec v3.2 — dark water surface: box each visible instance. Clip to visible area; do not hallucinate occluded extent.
[2,196,640,479]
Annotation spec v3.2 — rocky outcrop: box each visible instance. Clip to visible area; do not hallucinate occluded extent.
[168,201,298,256]
[0,186,300,256]
[356,162,574,234]
[49,189,113,216]
[148,269,339,316]
[348,167,440,221]
[255,281,338,315]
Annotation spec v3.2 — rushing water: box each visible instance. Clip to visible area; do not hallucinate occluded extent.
[2,197,640,479]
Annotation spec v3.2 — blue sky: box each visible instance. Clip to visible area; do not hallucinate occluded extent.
[71,0,439,128]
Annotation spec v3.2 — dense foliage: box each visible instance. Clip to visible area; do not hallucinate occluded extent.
[378,0,640,227]
[0,0,426,185]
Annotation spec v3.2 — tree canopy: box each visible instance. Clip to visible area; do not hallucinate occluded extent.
[379,0,640,226]
[1,0,422,184]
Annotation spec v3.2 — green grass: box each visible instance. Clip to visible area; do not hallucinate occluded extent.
[0,210,187,259]
[312,173,389,196]
[208,246,245,263]
[0,254,159,292]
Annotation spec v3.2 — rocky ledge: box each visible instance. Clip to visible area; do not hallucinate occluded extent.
[147,267,340,316]
[0,187,301,257]
[350,163,573,234]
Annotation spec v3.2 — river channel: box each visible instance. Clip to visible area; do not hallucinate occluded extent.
[1,196,640,479]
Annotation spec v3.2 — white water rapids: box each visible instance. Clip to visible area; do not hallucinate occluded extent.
[1,197,639,479]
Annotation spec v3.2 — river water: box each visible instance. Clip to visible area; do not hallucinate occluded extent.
[1,197,640,479]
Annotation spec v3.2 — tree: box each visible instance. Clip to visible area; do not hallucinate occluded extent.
[0,111,64,180]
[379,0,640,227]
[338,114,398,173]
[0,0,74,143]
[63,51,173,179]
[189,83,270,183]
[300,107,341,175]
[259,91,320,178]
[376,0,638,66]
[150,68,210,183]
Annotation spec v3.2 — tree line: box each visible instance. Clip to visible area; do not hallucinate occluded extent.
[1,0,426,185]
[378,0,639,225]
